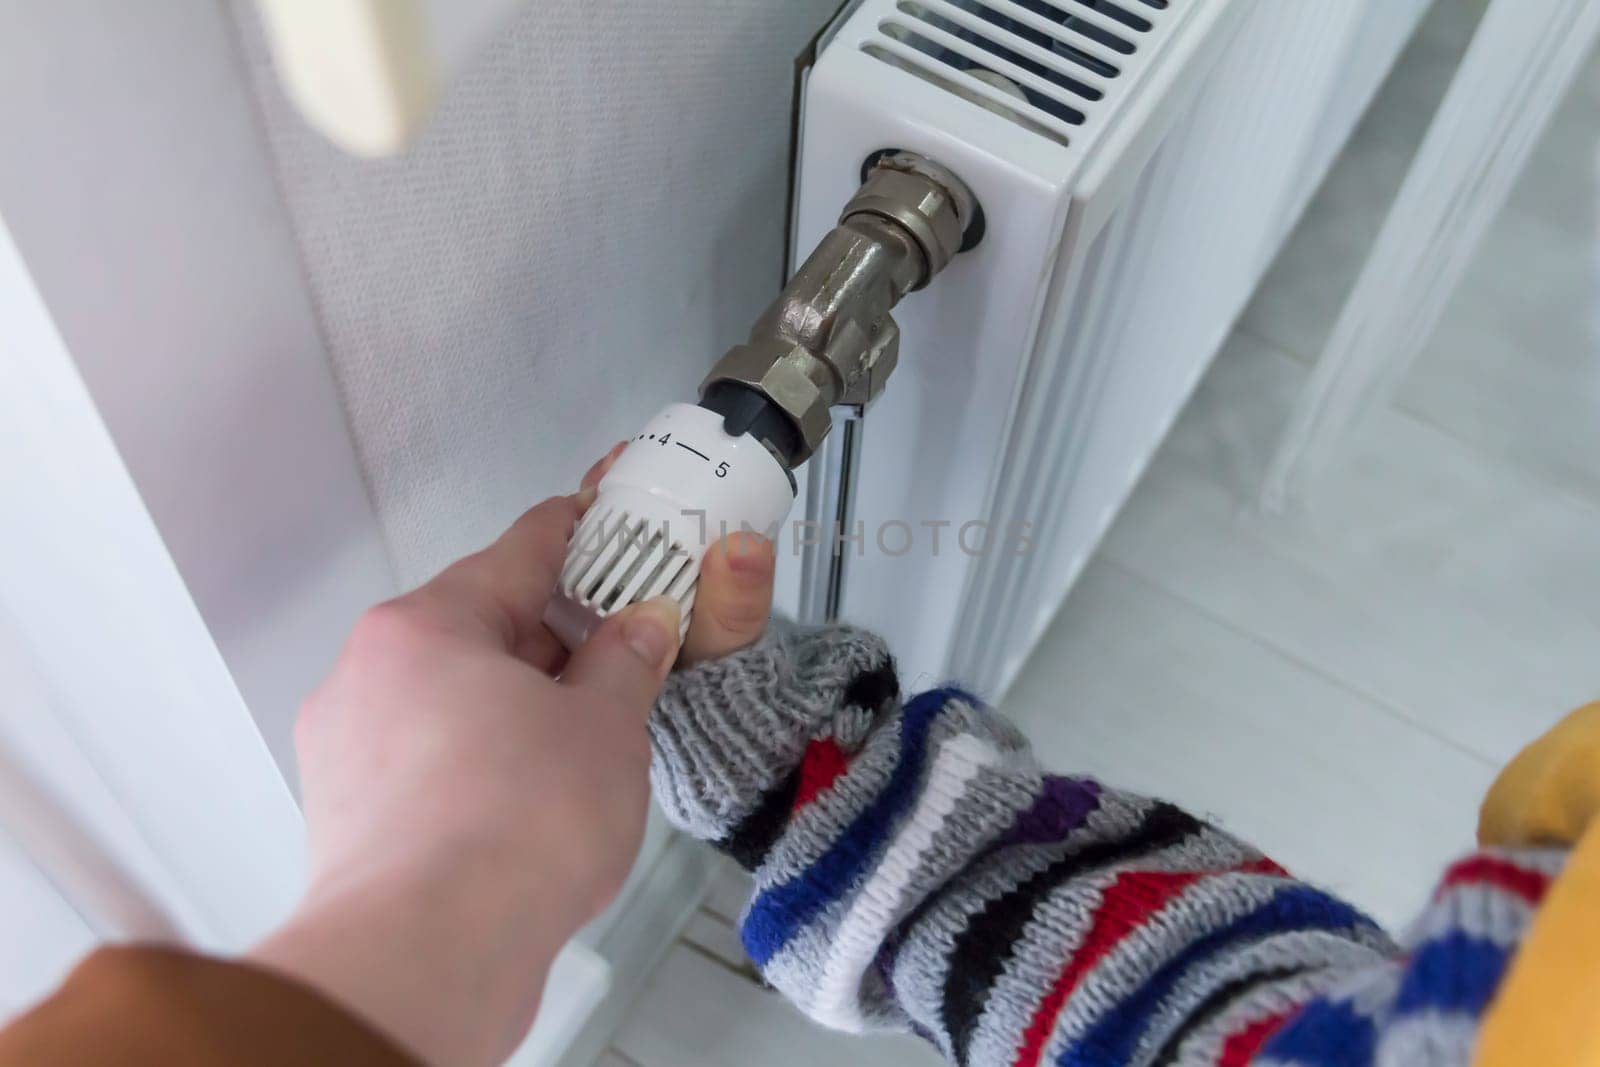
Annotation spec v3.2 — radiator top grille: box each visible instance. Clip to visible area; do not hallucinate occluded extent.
[863,0,1176,146]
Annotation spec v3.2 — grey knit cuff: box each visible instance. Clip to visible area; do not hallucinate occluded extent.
[648,621,893,842]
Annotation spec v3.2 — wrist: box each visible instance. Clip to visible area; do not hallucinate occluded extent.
[251,848,578,1066]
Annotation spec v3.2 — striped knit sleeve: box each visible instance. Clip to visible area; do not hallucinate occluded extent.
[1252,847,1565,1067]
[647,622,1553,1066]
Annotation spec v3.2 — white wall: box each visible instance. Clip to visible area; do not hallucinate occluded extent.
[230,0,847,586]
[1,0,838,773]
[0,1,396,777]
[0,216,307,970]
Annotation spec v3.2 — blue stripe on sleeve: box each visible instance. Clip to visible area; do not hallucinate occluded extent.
[1255,995,1377,1066]
[1392,932,1508,1018]
[740,686,970,966]
[1058,886,1378,1067]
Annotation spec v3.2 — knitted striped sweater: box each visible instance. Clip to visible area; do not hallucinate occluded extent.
[648,623,1567,1066]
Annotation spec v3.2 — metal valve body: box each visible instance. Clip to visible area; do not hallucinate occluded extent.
[699,151,979,470]
[544,150,979,650]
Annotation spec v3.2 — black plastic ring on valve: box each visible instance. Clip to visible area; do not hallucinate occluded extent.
[698,381,802,491]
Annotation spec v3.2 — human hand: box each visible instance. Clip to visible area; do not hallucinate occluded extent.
[575,444,778,667]
[249,445,778,1066]
[251,479,682,1065]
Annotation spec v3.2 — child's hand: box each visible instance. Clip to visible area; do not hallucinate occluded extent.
[682,531,776,663]
[579,444,776,666]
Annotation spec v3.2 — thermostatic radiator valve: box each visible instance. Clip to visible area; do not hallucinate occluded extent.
[544,151,981,649]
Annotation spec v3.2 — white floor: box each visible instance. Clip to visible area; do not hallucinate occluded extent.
[602,5,1600,1063]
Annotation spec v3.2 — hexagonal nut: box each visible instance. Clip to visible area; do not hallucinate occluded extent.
[842,168,964,284]
[701,339,836,454]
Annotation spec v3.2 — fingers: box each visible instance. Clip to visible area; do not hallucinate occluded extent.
[681,532,774,665]
[581,441,628,492]
[419,493,585,652]
[561,598,682,715]
[395,443,627,663]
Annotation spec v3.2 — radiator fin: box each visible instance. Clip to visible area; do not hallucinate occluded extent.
[864,0,1179,144]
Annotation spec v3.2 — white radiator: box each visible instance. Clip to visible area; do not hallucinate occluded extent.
[784,0,1430,695]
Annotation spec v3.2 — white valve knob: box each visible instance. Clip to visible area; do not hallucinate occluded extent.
[544,403,796,650]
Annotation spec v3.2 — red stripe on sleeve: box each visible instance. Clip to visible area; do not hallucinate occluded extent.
[1010,870,1202,1067]
[1217,1007,1296,1067]
[1010,858,1283,1067]
[1252,856,1288,878]
[793,737,850,811]
[1435,854,1550,906]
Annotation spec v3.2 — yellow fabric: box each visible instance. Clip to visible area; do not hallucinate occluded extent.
[1474,820,1600,1066]
[1474,700,1600,1067]
[1479,701,1600,848]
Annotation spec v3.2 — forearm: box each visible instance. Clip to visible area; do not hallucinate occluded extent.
[248,838,589,1067]
[0,947,415,1066]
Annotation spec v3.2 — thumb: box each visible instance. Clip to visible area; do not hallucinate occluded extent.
[682,533,775,665]
[561,597,682,713]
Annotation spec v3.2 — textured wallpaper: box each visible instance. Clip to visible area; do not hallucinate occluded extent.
[232,0,839,584]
